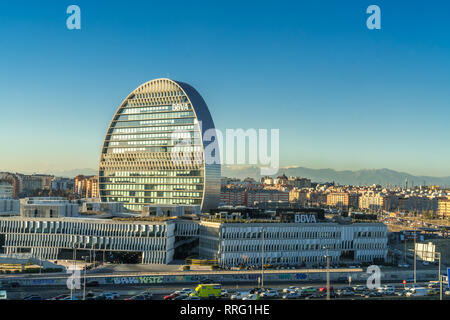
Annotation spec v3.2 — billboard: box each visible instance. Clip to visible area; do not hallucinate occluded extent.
[415,242,435,262]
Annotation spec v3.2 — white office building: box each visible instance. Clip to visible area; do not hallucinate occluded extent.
[199,219,388,267]
[0,216,198,264]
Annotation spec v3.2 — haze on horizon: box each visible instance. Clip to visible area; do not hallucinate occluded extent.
[1,1,449,177]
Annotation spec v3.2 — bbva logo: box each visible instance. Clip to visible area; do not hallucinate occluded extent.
[294,214,317,223]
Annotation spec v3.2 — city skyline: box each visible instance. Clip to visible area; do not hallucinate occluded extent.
[1,1,450,176]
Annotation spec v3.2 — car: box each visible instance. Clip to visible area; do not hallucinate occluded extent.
[319,286,334,293]
[163,293,179,300]
[180,288,194,295]
[173,294,189,300]
[337,289,355,297]
[406,287,428,297]
[282,291,301,299]
[47,294,71,300]
[23,295,42,300]
[230,291,249,300]
[300,286,317,295]
[364,291,382,298]
[140,291,153,299]
[378,286,395,295]
[282,286,299,293]
[444,290,450,296]
[183,295,201,300]
[427,288,439,296]
[423,261,429,266]
[260,290,279,298]
[305,292,324,299]
[103,292,120,300]
[428,281,440,288]
[220,289,229,298]
[242,294,259,300]
[352,285,366,292]
[395,290,408,297]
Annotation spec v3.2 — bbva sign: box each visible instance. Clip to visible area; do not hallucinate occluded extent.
[294,214,317,223]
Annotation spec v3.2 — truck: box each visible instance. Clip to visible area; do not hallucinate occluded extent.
[190,284,222,299]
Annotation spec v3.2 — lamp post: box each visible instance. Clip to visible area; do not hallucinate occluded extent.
[83,256,88,300]
[323,245,330,300]
[70,246,76,300]
[261,227,265,289]
[436,252,442,301]
[413,229,417,284]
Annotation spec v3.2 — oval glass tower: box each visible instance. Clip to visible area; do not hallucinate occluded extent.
[99,78,220,212]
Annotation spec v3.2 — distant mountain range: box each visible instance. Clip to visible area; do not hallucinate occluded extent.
[43,168,98,178]
[41,165,450,187]
[222,165,450,187]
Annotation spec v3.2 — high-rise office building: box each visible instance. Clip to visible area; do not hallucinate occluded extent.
[99,78,220,212]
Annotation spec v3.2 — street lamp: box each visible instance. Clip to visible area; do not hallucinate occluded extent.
[82,256,88,300]
[323,245,330,300]
[261,227,265,289]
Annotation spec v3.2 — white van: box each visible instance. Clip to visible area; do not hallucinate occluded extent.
[0,290,7,300]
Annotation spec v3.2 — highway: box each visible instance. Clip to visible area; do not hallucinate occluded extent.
[4,280,449,300]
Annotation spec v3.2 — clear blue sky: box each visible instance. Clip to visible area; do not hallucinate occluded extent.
[0,1,449,176]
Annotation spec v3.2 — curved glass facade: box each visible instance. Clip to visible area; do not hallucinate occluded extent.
[99,78,220,212]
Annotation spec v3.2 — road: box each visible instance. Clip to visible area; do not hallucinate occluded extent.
[4,280,449,300]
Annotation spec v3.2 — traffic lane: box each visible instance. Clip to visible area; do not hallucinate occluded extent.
[4,281,434,300]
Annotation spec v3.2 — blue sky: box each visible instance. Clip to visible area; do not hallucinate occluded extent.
[0,1,449,176]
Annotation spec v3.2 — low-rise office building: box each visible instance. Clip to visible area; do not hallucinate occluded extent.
[0,199,20,216]
[0,216,198,264]
[199,218,387,267]
[81,200,124,214]
[20,197,79,218]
